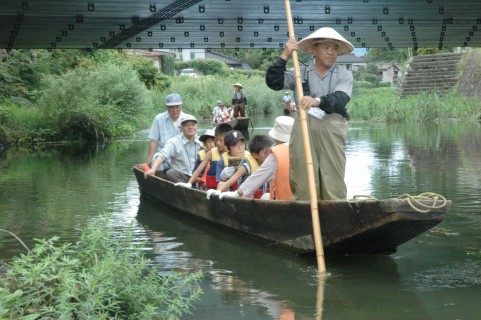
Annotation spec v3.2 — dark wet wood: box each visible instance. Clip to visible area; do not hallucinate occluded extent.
[133,165,450,255]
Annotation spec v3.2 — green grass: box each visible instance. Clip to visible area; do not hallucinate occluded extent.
[349,87,481,122]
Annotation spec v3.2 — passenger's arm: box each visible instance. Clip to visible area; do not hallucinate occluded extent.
[147,140,158,164]
[217,166,247,192]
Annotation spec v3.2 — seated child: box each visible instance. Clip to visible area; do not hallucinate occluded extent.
[175,123,232,190]
[216,132,272,198]
[218,116,294,200]
[192,128,216,189]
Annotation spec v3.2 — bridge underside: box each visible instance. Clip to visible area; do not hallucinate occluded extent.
[2,0,481,50]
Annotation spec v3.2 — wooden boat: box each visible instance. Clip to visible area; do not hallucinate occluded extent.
[212,116,250,139]
[132,165,450,255]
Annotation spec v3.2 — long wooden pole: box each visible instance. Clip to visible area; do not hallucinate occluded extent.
[283,0,326,273]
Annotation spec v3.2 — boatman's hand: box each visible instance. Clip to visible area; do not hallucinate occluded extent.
[219,191,239,200]
[299,96,321,110]
[206,189,221,200]
[175,182,192,188]
[280,37,298,61]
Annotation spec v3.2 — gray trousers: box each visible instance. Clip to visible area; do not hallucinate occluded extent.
[156,169,190,183]
[289,113,348,201]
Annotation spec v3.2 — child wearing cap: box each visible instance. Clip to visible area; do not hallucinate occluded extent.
[192,128,216,189]
[218,116,294,201]
[175,123,232,190]
[222,134,273,198]
[206,131,271,199]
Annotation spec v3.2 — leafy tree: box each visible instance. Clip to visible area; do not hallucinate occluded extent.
[353,63,382,90]
[161,55,175,76]
[365,48,409,63]
[124,54,160,89]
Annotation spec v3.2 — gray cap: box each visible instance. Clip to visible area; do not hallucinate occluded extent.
[180,114,197,125]
[216,100,222,104]
[166,93,182,106]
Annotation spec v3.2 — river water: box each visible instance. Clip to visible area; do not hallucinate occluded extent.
[1,118,480,319]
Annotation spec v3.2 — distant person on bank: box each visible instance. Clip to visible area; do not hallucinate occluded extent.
[265,27,354,201]
[146,93,192,171]
[231,83,247,118]
[144,115,201,183]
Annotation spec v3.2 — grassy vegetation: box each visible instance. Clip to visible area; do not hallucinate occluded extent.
[2,49,481,146]
[349,87,481,122]
[0,214,202,320]
[150,73,281,120]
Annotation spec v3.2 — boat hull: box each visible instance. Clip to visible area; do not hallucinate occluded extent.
[133,165,450,255]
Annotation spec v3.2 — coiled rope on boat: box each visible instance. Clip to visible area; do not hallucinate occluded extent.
[351,192,448,213]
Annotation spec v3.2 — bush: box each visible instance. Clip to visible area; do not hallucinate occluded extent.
[37,62,152,141]
[0,214,202,319]
[175,59,228,76]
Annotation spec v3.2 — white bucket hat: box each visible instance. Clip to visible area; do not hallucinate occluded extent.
[199,128,215,142]
[298,27,354,56]
[268,116,295,143]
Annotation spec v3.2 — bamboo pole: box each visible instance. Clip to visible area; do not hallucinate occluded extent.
[283,0,326,273]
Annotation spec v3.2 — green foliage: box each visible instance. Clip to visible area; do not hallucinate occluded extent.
[354,80,376,89]
[349,87,481,122]
[123,54,160,89]
[36,62,152,141]
[0,214,202,320]
[353,63,381,89]
[161,55,176,76]
[175,59,228,76]
[156,74,280,118]
[365,48,409,63]
[416,48,438,56]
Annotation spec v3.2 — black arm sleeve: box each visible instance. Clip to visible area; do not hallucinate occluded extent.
[266,58,287,91]
[318,91,351,120]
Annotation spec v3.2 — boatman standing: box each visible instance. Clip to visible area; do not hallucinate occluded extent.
[265,27,354,201]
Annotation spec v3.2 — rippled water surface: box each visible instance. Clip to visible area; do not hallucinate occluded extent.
[1,119,480,319]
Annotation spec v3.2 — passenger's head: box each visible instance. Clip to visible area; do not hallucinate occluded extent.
[179,114,197,140]
[233,83,243,92]
[165,93,183,121]
[268,116,295,144]
[223,130,246,157]
[214,123,233,152]
[199,129,216,151]
[248,135,273,165]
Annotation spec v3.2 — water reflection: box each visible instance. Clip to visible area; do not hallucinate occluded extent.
[1,120,480,319]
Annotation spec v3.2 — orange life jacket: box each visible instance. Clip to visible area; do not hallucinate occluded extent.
[270,144,292,200]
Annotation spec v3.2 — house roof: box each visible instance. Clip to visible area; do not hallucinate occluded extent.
[336,54,366,64]
[2,0,481,50]
[205,51,252,70]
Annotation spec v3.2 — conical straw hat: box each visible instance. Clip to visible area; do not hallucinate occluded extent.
[298,27,354,56]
